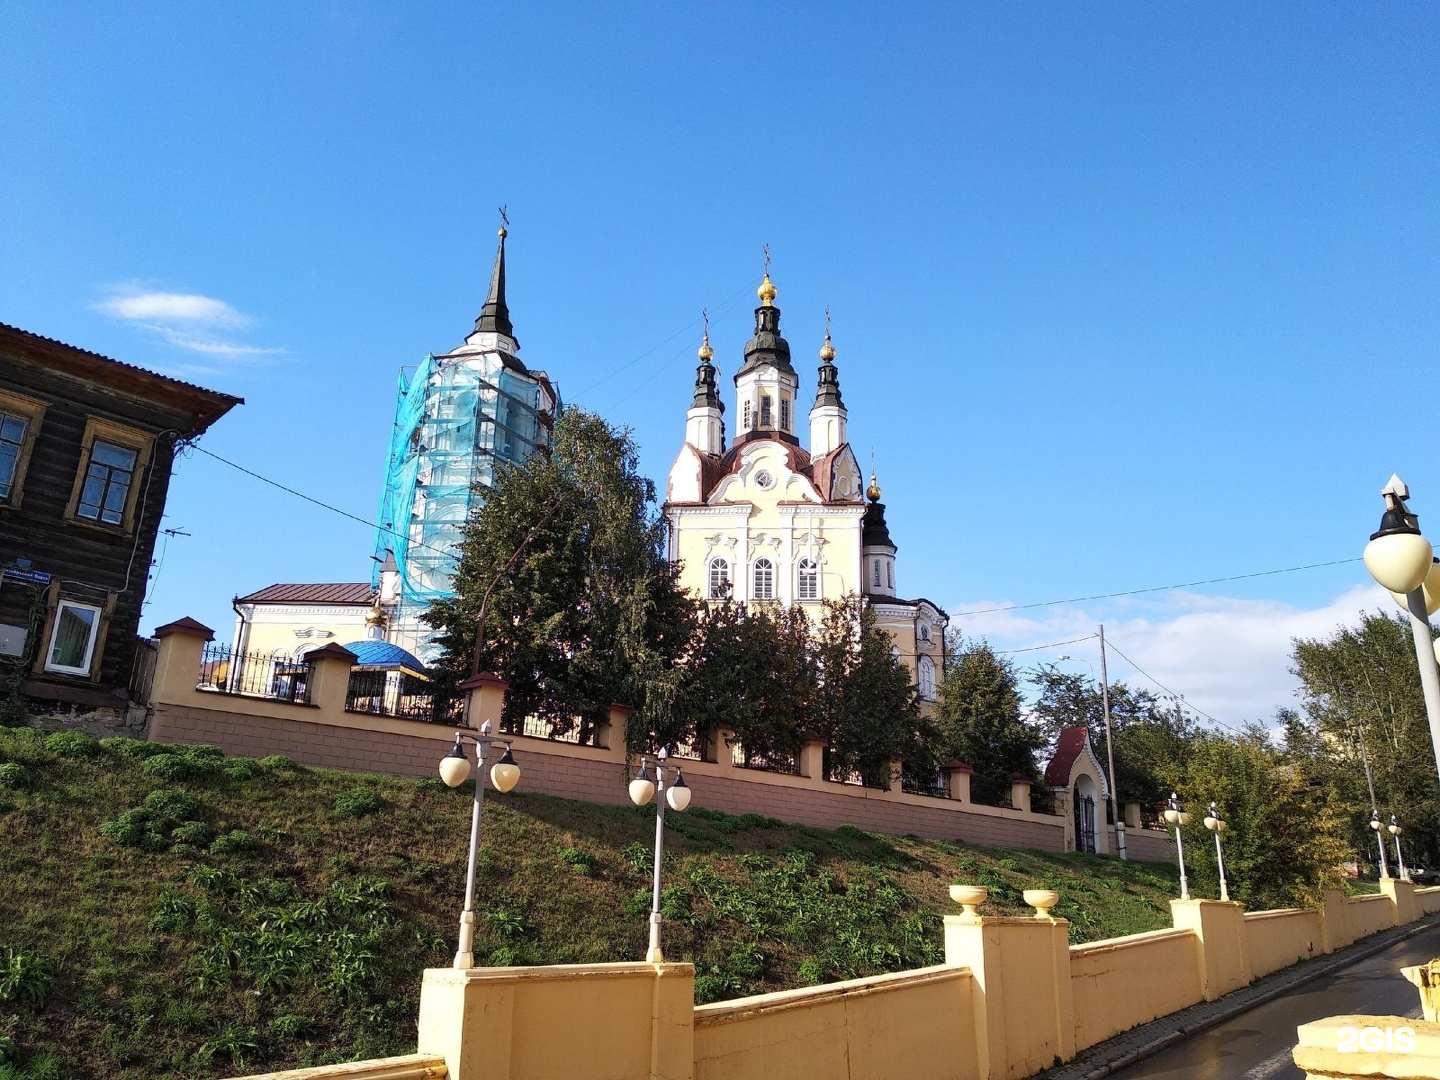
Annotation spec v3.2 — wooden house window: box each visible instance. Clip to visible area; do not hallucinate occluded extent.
[65,418,153,534]
[0,389,47,508]
[44,599,102,676]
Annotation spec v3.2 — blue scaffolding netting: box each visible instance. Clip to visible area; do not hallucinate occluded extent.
[372,350,556,630]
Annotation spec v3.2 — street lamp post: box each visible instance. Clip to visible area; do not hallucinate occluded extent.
[1163,793,1191,900]
[628,747,692,963]
[1362,475,1440,779]
[1203,801,1230,902]
[1370,810,1391,880]
[438,721,521,969]
[1389,815,1410,882]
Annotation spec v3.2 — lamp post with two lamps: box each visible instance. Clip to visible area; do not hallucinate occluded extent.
[1369,810,1392,880]
[1203,801,1230,902]
[1163,793,1191,900]
[438,721,521,969]
[1361,475,1440,778]
[629,747,692,963]
[1390,815,1410,882]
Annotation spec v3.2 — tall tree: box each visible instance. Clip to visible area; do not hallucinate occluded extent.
[934,636,1045,804]
[812,598,933,790]
[426,409,694,746]
[1290,611,1440,866]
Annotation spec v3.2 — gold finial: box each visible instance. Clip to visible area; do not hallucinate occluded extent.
[498,204,509,238]
[758,244,776,305]
[698,308,713,361]
[867,450,881,501]
[819,305,835,360]
[365,600,388,628]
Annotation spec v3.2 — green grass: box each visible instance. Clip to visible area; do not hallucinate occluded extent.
[0,726,1184,1079]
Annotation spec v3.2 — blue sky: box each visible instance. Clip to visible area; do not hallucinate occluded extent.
[3,3,1436,728]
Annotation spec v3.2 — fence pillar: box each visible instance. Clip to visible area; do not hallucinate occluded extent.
[1319,887,1351,953]
[799,735,826,780]
[603,703,632,751]
[1171,899,1249,1000]
[304,643,357,714]
[417,962,695,1080]
[1381,877,1419,926]
[941,760,973,801]
[150,618,214,703]
[460,672,510,730]
[1123,801,1142,829]
[945,889,1075,1080]
[1008,774,1032,814]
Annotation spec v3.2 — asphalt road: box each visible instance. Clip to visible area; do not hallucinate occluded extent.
[1109,924,1440,1080]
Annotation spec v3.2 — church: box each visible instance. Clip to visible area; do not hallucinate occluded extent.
[663,269,948,711]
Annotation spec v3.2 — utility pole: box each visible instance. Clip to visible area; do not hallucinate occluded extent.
[1099,624,1126,860]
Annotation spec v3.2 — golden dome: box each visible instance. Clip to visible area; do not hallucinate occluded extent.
[866,472,882,502]
[698,330,714,362]
[498,226,507,239]
[364,601,388,628]
[819,333,835,362]
[758,273,777,306]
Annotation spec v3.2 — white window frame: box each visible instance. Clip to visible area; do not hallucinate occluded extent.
[708,557,731,600]
[797,557,819,600]
[918,656,936,702]
[753,557,776,600]
[44,599,103,676]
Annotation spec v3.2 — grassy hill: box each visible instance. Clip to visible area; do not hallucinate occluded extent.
[0,724,1185,1079]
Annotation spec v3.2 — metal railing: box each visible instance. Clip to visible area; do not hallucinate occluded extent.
[198,643,311,704]
[730,741,800,776]
[902,774,948,798]
[344,669,465,725]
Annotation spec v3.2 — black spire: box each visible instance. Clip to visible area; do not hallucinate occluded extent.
[737,272,795,378]
[473,226,514,338]
[814,317,844,409]
[863,474,895,549]
[692,321,724,412]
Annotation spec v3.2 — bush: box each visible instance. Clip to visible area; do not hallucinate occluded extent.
[267,1014,312,1038]
[41,731,99,758]
[0,764,28,790]
[0,946,55,1006]
[222,759,257,781]
[209,830,256,855]
[260,755,300,771]
[99,737,169,759]
[333,787,383,817]
[100,808,160,849]
[144,790,201,820]
[170,821,213,846]
[556,845,595,875]
[143,754,197,781]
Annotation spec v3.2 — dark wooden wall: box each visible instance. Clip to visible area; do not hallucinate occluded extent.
[0,353,199,706]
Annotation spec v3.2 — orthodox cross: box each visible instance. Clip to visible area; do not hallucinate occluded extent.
[763,243,771,277]
[498,205,510,231]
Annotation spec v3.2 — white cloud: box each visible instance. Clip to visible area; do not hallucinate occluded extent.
[950,583,1395,731]
[94,285,281,358]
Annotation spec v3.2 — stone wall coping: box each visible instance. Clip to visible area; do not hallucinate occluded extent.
[423,961,692,986]
[694,963,969,1027]
[1069,926,1195,956]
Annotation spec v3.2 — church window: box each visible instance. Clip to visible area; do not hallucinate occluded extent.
[760,396,772,427]
[753,558,775,600]
[780,397,791,431]
[887,561,893,589]
[708,557,731,599]
[873,559,882,588]
[797,557,819,600]
[918,656,936,702]
[743,400,753,430]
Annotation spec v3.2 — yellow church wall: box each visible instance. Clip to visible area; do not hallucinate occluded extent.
[233,605,373,660]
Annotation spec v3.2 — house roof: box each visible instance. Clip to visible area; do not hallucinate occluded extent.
[0,322,243,431]
[1043,725,1110,798]
[236,583,375,605]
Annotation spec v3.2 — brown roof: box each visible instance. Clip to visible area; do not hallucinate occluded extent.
[0,322,243,432]
[235,583,375,605]
[1044,726,1092,787]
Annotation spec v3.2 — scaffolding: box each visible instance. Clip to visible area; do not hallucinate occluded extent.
[373,348,557,638]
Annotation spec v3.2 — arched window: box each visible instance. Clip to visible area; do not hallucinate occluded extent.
[708,557,731,600]
[743,400,753,430]
[797,557,819,600]
[780,397,791,431]
[887,561,893,589]
[753,558,775,600]
[917,656,936,702]
[873,559,882,588]
[760,396,773,427]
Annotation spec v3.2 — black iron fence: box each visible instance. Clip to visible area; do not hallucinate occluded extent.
[730,741,800,776]
[197,644,311,704]
[344,669,466,725]
[902,773,948,798]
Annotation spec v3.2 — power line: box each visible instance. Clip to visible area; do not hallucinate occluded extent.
[189,444,460,564]
[952,558,1362,618]
[1099,634,1249,736]
[996,634,1098,655]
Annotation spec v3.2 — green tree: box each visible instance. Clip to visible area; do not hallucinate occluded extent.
[426,409,694,746]
[1289,611,1440,867]
[812,598,934,790]
[1174,730,1351,908]
[934,636,1044,804]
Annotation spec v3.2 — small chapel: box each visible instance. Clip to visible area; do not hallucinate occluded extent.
[663,268,948,712]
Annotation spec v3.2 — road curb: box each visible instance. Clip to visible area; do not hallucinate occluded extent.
[1037,914,1440,1080]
